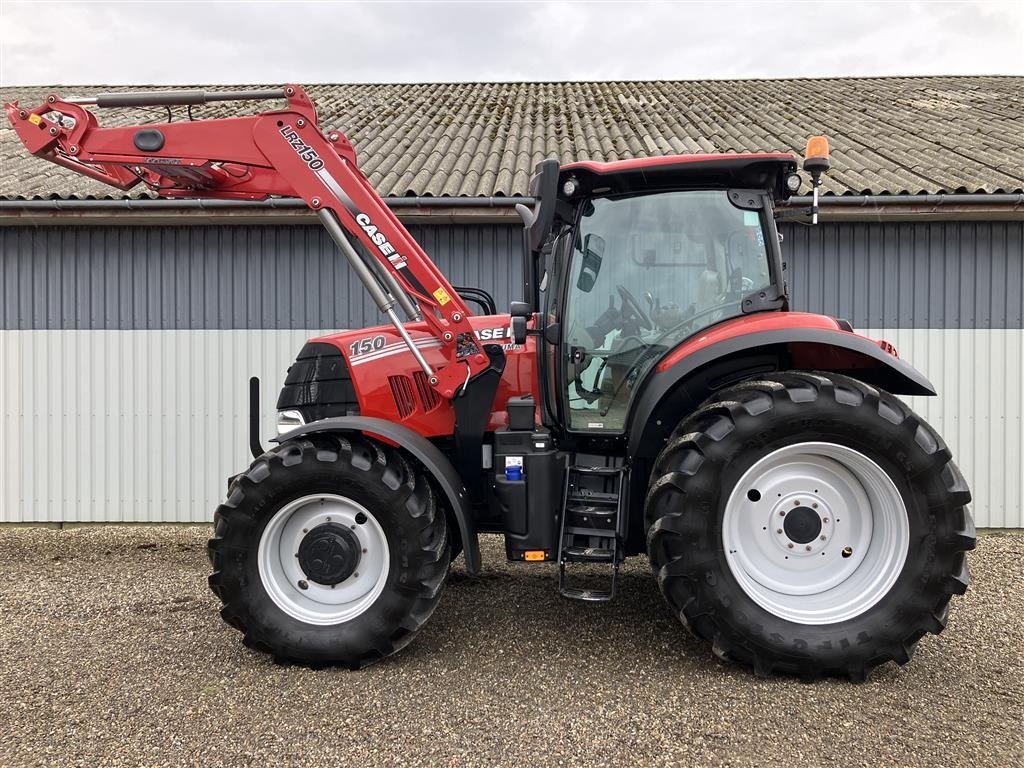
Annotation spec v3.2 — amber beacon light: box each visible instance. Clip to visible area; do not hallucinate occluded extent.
[803,135,831,224]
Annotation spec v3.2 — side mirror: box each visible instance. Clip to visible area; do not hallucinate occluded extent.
[511,315,528,345]
[576,233,605,293]
[509,300,531,318]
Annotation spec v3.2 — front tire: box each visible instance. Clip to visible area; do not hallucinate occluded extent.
[208,433,449,667]
[645,372,975,680]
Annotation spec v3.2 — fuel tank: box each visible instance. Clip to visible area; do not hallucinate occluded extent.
[278,315,539,438]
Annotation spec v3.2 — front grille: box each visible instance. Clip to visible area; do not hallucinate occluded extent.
[413,370,440,412]
[388,375,416,419]
[277,342,359,421]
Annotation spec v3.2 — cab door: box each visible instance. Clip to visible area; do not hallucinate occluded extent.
[558,189,778,435]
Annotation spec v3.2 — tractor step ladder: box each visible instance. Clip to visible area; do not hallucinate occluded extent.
[558,465,628,603]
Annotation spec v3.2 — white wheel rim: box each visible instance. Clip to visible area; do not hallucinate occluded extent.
[722,442,909,625]
[257,494,390,626]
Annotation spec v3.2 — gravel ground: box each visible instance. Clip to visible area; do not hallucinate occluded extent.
[0,526,1021,768]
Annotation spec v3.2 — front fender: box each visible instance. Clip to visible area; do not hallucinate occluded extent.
[273,416,480,574]
[627,327,936,458]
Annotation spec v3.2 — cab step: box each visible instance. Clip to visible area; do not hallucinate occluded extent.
[558,464,628,603]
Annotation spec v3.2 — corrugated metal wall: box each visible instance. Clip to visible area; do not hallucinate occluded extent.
[1,224,521,329]
[1,220,1021,526]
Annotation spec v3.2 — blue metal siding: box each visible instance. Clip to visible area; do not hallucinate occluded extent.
[0,223,523,330]
[1,221,1020,330]
[780,221,1023,328]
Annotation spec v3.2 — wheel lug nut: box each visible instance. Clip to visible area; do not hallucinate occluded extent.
[820,535,826,541]
[362,548,367,553]
[805,545,812,551]
[776,528,783,534]
[793,500,800,506]
[812,503,818,509]
[787,543,794,549]
[779,511,786,517]
[297,580,308,590]
[823,518,829,523]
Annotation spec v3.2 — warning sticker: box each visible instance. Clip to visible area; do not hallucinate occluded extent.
[432,287,452,305]
[28,114,42,126]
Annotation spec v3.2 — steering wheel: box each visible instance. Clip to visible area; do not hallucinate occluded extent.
[616,284,653,331]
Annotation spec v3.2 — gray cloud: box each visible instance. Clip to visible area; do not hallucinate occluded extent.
[1,0,1021,85]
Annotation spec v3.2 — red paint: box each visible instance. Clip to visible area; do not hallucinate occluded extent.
[655,312,842,373]
[310,315,539,439]
[562,153,796,175]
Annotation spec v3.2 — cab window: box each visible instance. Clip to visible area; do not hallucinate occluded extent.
[562,189,772,431]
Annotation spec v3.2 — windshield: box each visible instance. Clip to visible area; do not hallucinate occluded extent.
[562,189,772,431]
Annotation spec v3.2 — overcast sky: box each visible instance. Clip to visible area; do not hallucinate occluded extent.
[1,0,1021,85]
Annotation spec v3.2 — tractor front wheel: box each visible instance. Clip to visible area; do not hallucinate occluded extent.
[645,371,975,680]
[207,433,449,667]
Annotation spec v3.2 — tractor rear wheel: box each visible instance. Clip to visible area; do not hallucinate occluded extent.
[208,433,449,667]
[645,371,975,680]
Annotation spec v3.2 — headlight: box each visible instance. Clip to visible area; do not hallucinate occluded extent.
[785,172,802,193]
[276,409,305,435]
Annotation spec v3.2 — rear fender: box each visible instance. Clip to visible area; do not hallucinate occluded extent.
[273,416,480,574]
[627,327,936,460]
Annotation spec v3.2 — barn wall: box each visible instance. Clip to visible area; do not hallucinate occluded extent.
[1,220,1021,526]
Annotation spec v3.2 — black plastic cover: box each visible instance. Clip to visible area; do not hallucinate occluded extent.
[133,129,165,152]
[277,342,359,420]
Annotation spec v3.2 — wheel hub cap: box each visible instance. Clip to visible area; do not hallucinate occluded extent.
[783,505,823,544]
[297,522,361,585]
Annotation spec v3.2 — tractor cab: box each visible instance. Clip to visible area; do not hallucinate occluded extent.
[524,153,799,434]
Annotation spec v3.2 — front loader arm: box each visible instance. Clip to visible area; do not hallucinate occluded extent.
[5,85,487,398]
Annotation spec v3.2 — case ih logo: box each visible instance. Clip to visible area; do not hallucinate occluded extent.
[356,213,408,269]
[279,125,325,171]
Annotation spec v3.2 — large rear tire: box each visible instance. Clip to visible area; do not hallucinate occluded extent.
[645,371,975,681]
[208,433,449,667]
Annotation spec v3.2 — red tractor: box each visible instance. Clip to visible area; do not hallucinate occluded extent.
[7,86,975,680]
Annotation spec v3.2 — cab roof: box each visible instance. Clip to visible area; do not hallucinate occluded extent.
[559,152,798,199]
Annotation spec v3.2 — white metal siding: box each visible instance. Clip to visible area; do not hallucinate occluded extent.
[0,330,322,523]
[1,328,1021,526]
[863,328,1024,529]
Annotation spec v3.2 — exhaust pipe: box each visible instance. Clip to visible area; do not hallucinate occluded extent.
[249,376,265,459]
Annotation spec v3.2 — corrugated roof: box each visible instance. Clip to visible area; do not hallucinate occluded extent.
[1,77,1021,200]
